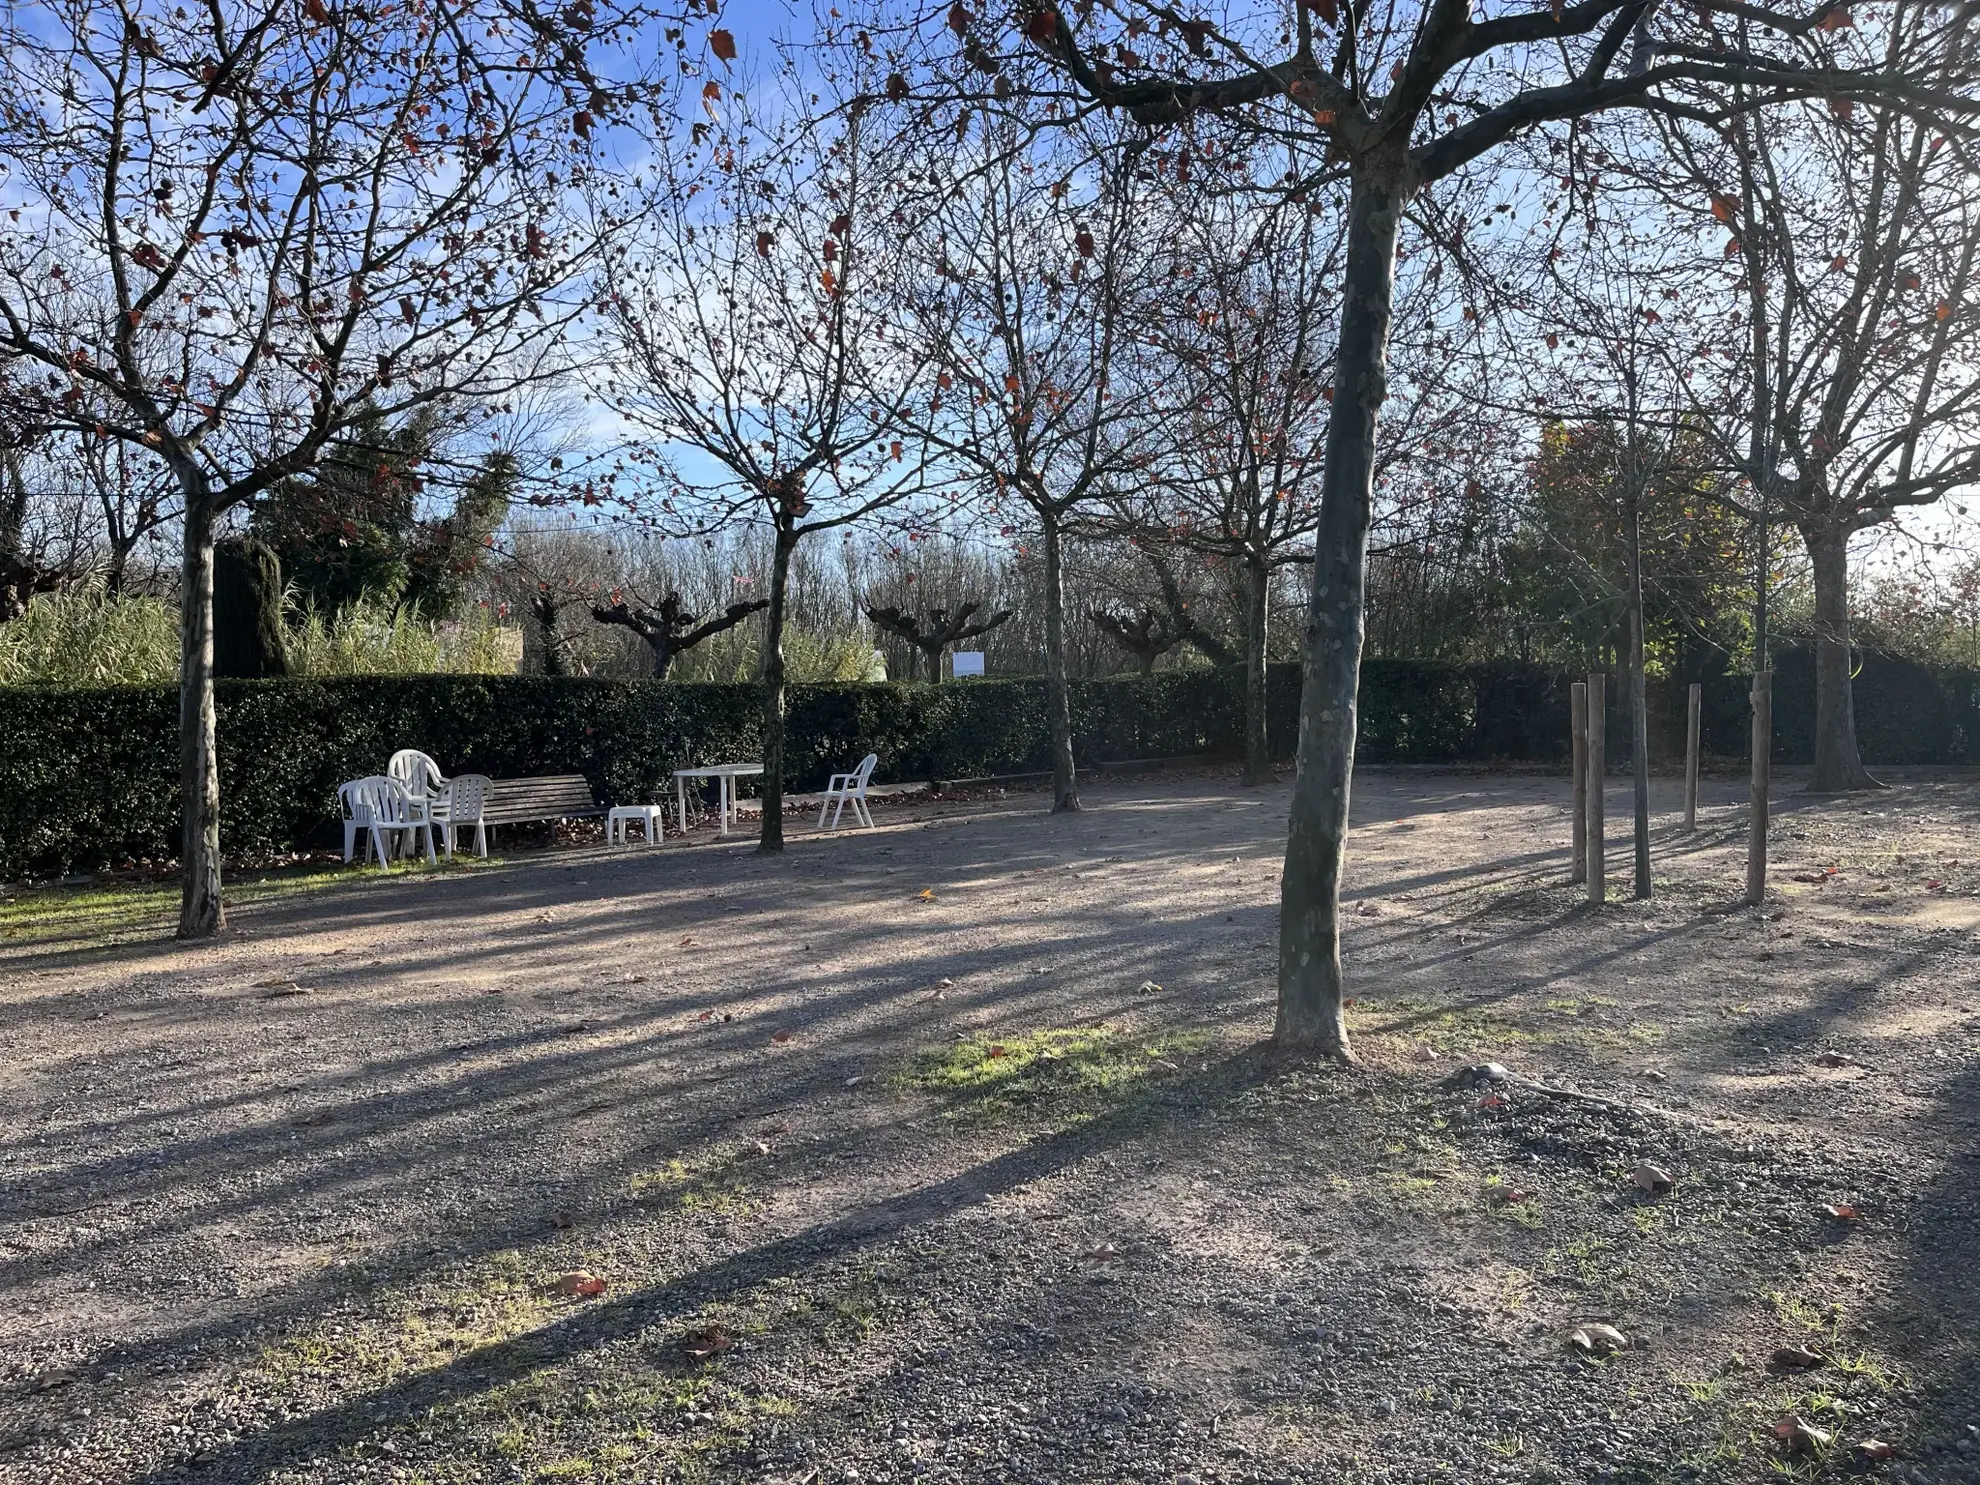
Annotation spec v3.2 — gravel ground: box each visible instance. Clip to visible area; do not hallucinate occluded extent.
[2,765,1978,1485]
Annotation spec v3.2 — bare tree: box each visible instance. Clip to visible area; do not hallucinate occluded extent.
[592,592,769,678]
[0,0,646,933]
[1122,183,1338,783]
[863,600,1013,680]
[1088,602,1186,673]
[920,0,1980,1057]
[1649,32,1980,792]
[597,75,936,850]
[901,116,1154,811]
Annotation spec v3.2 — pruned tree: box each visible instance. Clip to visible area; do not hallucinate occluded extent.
[592,592,769,678]
[0,0,647,933]
[597,69,936,850]
[1088,604,1185,673]
[863,600,1013,680]
[907,0,1980,1057]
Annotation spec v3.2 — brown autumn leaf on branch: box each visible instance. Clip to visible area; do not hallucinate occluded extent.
[708,27,736,61]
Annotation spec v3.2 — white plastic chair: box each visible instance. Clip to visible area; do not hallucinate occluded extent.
[388,749,447,820]
[438,773,492,860]
[817,753,878,831]
[338,775,436,866]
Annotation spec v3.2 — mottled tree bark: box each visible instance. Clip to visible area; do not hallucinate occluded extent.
[1274,169,1402,1060]
[177,499,224,938]
[1802,523,1881,792]
[1041,513,1080,813]
[757,525,798,852]
[1242,555,1271,787]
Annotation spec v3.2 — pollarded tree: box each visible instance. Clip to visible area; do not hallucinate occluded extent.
[591,591,769,678]
[597,69,938,850]
[898,0,1980,1057]
[863,600,1014,680]
[0,0,651,934]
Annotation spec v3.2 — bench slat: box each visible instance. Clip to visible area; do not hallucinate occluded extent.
[480,774,605,825]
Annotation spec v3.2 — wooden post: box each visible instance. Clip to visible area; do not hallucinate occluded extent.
[1745,669,1772,907]
[1586,671,1606,906]
[1570,681,1589,883]
[1682,683,1701,833]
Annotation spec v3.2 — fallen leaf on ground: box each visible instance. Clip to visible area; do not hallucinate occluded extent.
[1354,901,1381,916]
[917,888,937,901]
[624,973,648,983]
[770,1030,792,1044]
[1853,1439,1896,1461]
[1820,1202,1862,1221]
[1473,1092,1508,1110]
[678,936,698,948]
[844,1075,864,1088]
[1569,1323,1628,1357]
[1632,1163,1676,1195]
[1489,1184,1533,1204]
[1082,1242,1121,1263]
[259,985,312,999]
[550,1211,574,1230]
[751,1139,772,1156]
[1774,1417,1832,1453]
[1791,867,1838,883]
[253,975,300,989]
[1411,1046,1441,1063]
[695,1010,712,1021]
[1770,1346,1826,1371]
[681,1323,733,1359]
[1813,1051,1859,1068]
[1137,980,1161,995]
[550,1270,607,1297]
[987,1044,1007,1058]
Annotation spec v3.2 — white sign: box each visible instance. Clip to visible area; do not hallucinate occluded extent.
[950,651,986,678]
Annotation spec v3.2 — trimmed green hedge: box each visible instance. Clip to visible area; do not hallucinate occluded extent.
[1,670,1296,879]
[6,652,1974,880]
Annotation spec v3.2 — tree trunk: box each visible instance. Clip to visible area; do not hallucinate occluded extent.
[1041,513,1080,813]
[177,498,225,938]
[757,525,797,852]
[1802,523,1881,792]
[1746,669,1772,906]
[1627,493,1651,899]
[1274,167,1402,1060]
[1242,554,1270,786]
[927,643,944,684]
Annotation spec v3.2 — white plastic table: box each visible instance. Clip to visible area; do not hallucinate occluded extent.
[673,763,764,837]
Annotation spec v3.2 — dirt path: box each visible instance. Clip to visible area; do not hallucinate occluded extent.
[2,767,1977,1485]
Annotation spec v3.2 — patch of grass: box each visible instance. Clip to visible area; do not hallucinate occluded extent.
[626,1145,754,1216]
[0,858,497,948]
[894,1025,1212,1114]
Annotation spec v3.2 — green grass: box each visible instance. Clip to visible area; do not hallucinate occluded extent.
[0,857,497,948]
[894,1024,1213,1115]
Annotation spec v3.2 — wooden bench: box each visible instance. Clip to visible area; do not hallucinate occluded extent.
[481,774,607,843]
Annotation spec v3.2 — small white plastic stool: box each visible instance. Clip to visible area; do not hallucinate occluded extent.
[607,805,663,845]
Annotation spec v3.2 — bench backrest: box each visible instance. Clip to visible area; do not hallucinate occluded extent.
[483,774,601,824]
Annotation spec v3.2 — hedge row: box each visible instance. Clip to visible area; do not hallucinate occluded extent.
[3,651,1974,879]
